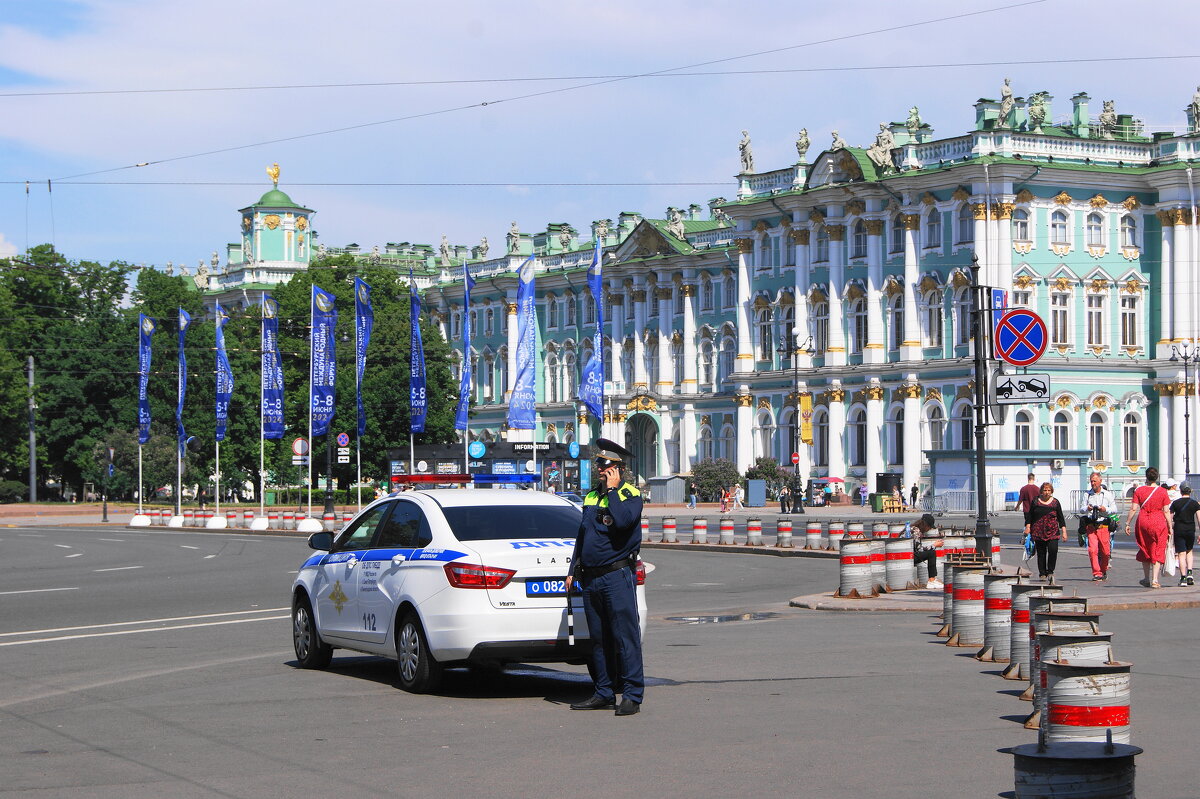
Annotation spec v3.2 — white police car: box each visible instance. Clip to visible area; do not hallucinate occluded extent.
[291,488,648,692]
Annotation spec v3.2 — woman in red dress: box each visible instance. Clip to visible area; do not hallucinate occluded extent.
[1124,466,1174,589]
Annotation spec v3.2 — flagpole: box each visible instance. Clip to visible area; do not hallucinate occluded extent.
[214,439,220,522]
[259,291,265,520]
[307,290,314,519]
[355,289,362,510]
[176,314,183,519]
[138,445,143,515]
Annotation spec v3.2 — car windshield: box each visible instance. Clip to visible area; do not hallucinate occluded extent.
[441,504,582,542]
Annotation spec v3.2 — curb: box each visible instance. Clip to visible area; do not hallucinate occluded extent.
[641,541,838,558]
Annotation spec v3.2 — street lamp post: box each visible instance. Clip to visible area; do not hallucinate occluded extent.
[778,331,816,507]
[1170,343,1198,476]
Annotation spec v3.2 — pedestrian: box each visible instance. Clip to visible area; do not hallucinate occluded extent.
[858,484,868,506]
[567,437,645,716]
[1124,466,1173,589]
[1169,483,1197,586]
[720,486,730,513]
[733,483,745,510]
[1017,473,1039,513]
[907,512,944,589]
[1079,471,1116,581]
[687,481,698,509]
[1023,481,1067,584]
[909,483,919,510]
[779,484,790,513]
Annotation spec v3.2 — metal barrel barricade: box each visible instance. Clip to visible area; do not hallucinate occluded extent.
[872,522,889,537]
[718,518,735,545]
[947,564,991,647]
[848,521,865,539]
[978,573,1021,662]
[1022,595,1089,695]
[226,510,238,528]
[1008,738,1142,799]
[826,520,844,552]
[692,517,708,544]
[342,511,353,527]
[641,518,651,542]
[889,523,906,539]
[323,511,337,532]
[1027,631,1115,731]
[243,510,255,528]
[805,521,822,550]
[745,518,763,546]
[775,517,792,548]
[282,510,294,530]
[869,539,887,593]
[1044,661,1132,745]
[835,536,877,598]
[183,509,195,527]
[268,509,279,529]
[938,556,987,635]
[1003,585,1065,680]
[884,537,916,591]
[662,516,678,543]
[991,532,1002,568]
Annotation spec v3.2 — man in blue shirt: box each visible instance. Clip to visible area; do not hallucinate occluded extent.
[566,438,644,716]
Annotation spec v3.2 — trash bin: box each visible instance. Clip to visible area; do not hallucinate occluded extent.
[869,492,886,513]
[264,490,276,505]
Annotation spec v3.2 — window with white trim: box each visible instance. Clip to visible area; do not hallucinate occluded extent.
[955,289,972,345]
[1053,411,1070,449]
[1120,215,1138,248]
[1013,289,1032,308]
[700,338,715,389]
[1120,294,1138,348]
[1013,208,1030,241]
[1123,412,1140,462]
[1051,292,1070,347]
[1086,213,1104,247]
[1089,412,1106,461]
[757,307,773,360]
[925,209,942,249]
[848,298,867,354]
[812,301,829,353]
[928,405,945,451]
[814,226,830,262]
[890,214,905,253]
[814,410,829,468]
[953,403,972,448]
[701,279,714,311]
[957,204,974,244]
[567,296,577,326]
[888,407,904,464]
[1086,293,1105,348]
[723,276,736,309]
[1015,410,1032,450]
[924,290,944,348]
[1050,210,1069,245]
[889,295,904,351]
[718,336,735,386]
[851,221,867,259]
[485,308,495,335]
[849,408,866,466]
[451,312,462,339]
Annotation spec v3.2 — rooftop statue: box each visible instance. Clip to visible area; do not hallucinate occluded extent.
[906,106,922,135]
[558,227,573,251]
[1098,100,1118,140]
[795,128,810,162]
[1190,85,1200,133]
[865,123,896,173]
[997,78,1014,128]
[667,207,686,239]
[439,234,451,266]
[267,162,280,188]
[194,261,209,290]
[507,221,521,253]
[830,130,847,151]
[478,236,489,259]
[739,130,754,173]
[1028,91,1048,134]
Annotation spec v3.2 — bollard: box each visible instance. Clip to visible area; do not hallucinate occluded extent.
[244,510,255,528]
[978,573,1021,662]
[183,508,195,527]
[805,521,822,550]
[148,508,161,525]
[869,539,887,592]
[641,518,651,542]
[1008,737,1141,799]
[1003,585,1065,680]
[226,510,238,528]
[1022,595,1089,696]
[835,537,877,598]
[947,564,991,647]
[848,521,864,539]
[872,522,889,537]
[826,520,844,552]
[991,531,1002,569]
[342,511,353,527]
[775,516,793,548]
[745,518,763,546]
[1027,631,1115,730]
[282,510,295,530]
[884,536,916,591]
[323,511,337,532]
[1043,661,1132,745]
[268,509,280,529]
[693,517,708,544]
[718,518,735,545]
[888,523,906,539]
[939,561,956,636]
[662,516,677,544]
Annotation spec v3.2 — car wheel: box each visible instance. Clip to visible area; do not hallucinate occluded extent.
[292,596,332,669]
[396,612,443,693]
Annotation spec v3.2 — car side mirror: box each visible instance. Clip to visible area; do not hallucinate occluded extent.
[308,531,334,551]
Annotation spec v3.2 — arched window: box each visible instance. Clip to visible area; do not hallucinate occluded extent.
[699,337,715,389]
[755,412,774,461]
[673,286,684,315]
[814,409,829,468]
[564,349,578,401]
[891,214,905,253]
[779,304,796,365]
[889,295,904,351]
[814,226,830,262]
[667,429,680,474]
[719,424,736,461]
[1015,410,1032,450]
[701,279,714,311]
[925,209,942,249]
[723,275,736,309]
[952,403,972,448]
[1050,210,1069,245]
[647,290,658,320]
[848,298,867,354]
[671,339,683,385]
[583,297,594,325]
[698,425,714,461]
[1012,208,1030,241]
[483,355,495,401]
[888,407,904,465]
[547,299,559,329]
[851,220,867,259]
[718,335,735,386]
[544,349,560,403]
[1120,215,1137,248]
[957,204,974,243]
[756,307,773,360]
[927,405,945,451]
[485,307,495,335]
[955,289,972,346]
[924,290,943,348]
[621,343,633,386]
[1086,213,1104,247]
[1089,412,1106,461]
[849,408,867,466]
[1123,412,1140,462]
[1053,411,1070,450]
[1120,294,1139,348]
[812,301,829,353]
[469,310,478,337]
[498,348,509,394]
[567,296,578,326]
[644,338,658,386]
[451,352,463,383]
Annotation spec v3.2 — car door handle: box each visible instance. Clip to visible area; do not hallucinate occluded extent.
[347,557,358,569]
[391,554,406,566]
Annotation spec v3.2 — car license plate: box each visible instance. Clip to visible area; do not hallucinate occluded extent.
[525,578,578,597]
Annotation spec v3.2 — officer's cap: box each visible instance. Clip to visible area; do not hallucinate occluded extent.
[593,437,634,469]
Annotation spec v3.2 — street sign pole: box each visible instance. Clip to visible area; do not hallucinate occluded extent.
[969,253,992,560]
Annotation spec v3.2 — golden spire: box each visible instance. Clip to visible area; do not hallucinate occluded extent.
[266,162,280,188]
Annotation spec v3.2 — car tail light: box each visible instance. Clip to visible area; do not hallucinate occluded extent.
[635,559,646,585]
[444,562,516,589]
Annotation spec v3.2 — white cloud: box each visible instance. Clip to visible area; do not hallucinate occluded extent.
[0,233,17,258]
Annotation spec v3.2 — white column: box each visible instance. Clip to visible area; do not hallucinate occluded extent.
[864,218,886,364]
[734,238,754,373]
[793,228,814,368]
[505,299,518,401]
[1157,389,1173,478]
[1158,214,1175,357]
[901,215,922,360]
[680,403,695,474]
[825,219,847,366]
[681,282,698,395]
[656,286,673,394]
[632,284,648,388]
[1173,381,1188,478]
[657,410,672,477]
[575,409,591,446]
[865,382,885,493]
[608,290,624,440]
[901,377,922,494]
[795,383,812,480]
[826,382,846,480]
[735,393,753,473]
[1174,214,1193,342]
[996,201,1017,450]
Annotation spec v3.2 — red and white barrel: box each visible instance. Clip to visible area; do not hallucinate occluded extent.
[884,536,914,591]
[805,521,822,550]
[940,561,957,634]
[949,564,990,646]
[1026,596,1088,688]
[872,522,889,537]
[243,510,255,528]
[718,518,735,545]
[323,511,337,531]
[1043,660,1132,745]
[692,517,708,544]
[342,511,353,527]
[869,538,886,592]
[282,510,294,530]
[183,509,195,527]
[662,516,677,543]
[1004,585,1064,680]
[889,523,906,539]
[836,537,876,599]
[847,521,864,538]
[268,509,280,529]
[826,520,844,551]
[641,518,651,542]
[1035,631,1115,729]
[147,508,160,525]
[775,517,793,548]
[978,573,1021,662]
[943,530,968,558]
[745,518,763,546]
[226,510,238,528]
[991,532,1002,568]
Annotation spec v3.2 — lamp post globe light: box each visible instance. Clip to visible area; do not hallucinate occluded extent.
[1170,343,1198,476]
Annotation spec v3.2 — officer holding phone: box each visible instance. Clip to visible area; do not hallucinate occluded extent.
[566,438,644,716]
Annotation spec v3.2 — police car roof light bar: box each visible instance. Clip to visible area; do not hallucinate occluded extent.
[471,473,541,484]
[400,474,472,484]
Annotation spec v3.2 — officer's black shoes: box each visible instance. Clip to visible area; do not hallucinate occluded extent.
[615,697,641,716]
[570,694,616,710]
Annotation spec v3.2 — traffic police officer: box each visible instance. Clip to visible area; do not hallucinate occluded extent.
[566,438,645,716]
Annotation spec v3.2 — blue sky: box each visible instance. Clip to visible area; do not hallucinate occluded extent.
[0,0,1196,266]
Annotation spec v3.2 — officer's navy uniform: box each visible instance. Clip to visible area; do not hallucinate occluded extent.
[570,480,644,707]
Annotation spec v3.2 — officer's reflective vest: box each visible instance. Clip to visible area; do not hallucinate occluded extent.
[583,483,641,507]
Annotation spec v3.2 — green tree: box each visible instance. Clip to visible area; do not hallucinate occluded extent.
[745,456,788,497]
[691,458,741,502]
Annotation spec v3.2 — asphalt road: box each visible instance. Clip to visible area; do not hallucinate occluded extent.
[1,524,1193,797]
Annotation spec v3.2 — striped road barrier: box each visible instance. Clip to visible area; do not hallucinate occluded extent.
[977,573,1021,662]
[1002,585,1064,680]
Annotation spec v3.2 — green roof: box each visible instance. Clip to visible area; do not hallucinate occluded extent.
[256,188,296,206]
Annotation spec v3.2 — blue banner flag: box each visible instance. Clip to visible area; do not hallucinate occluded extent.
[506,255,537,430]
[214,303,233,442]
[579,239,605,420]
[454,261,475,431]
[176,308,191,454]
[261,295,285,439]
[409,268,427,433]
[137,314,155,444]
[354,277,373,438]
[311,285,338,437]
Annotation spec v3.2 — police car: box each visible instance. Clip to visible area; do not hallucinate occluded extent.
[291,488,648,693]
